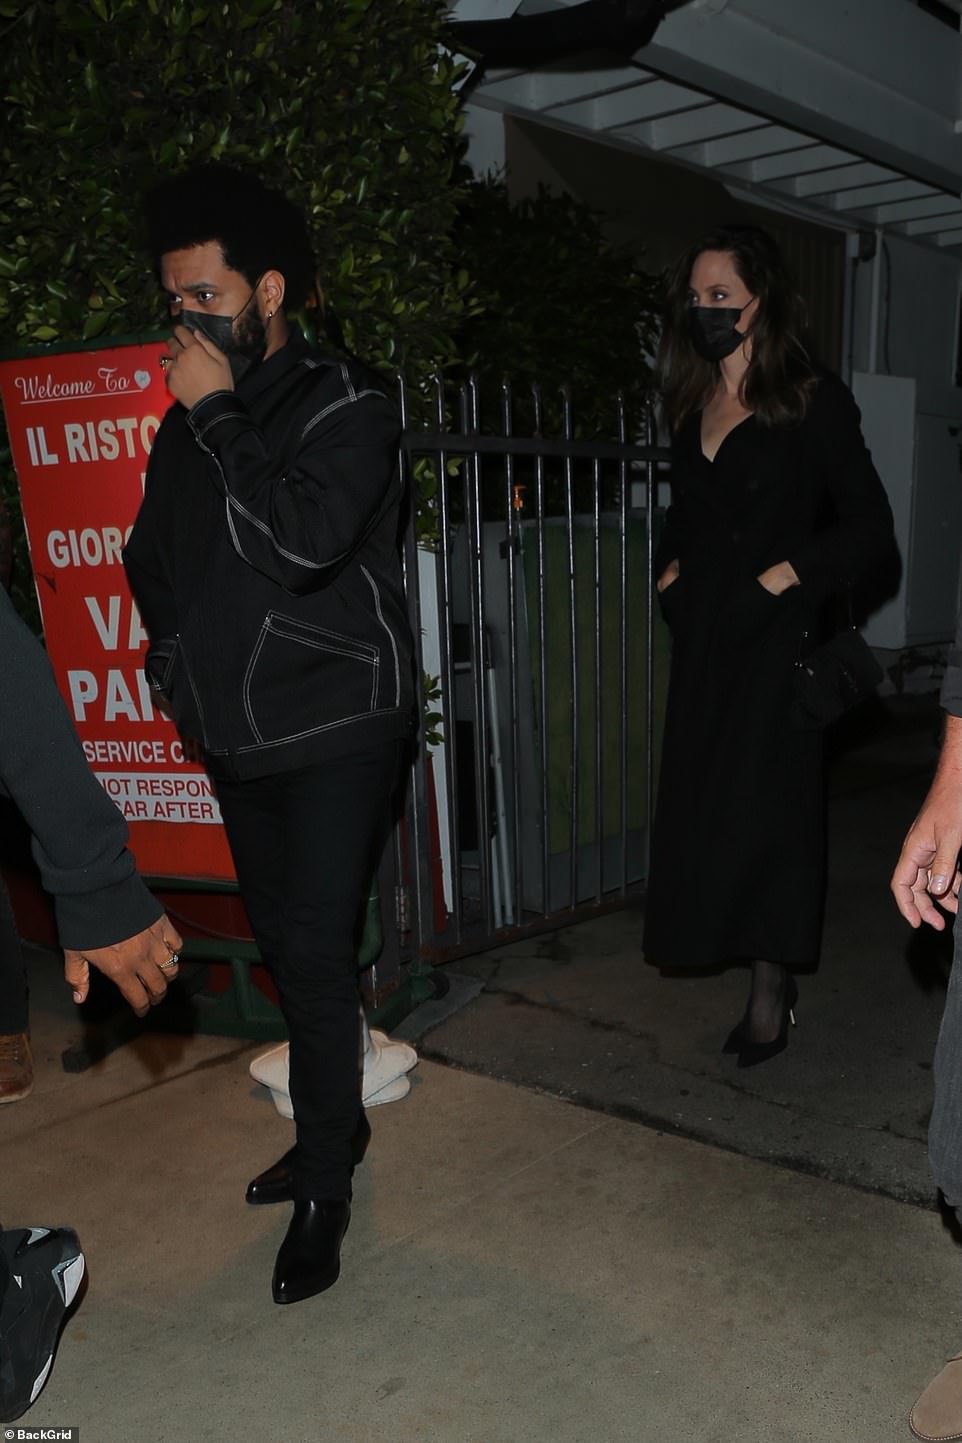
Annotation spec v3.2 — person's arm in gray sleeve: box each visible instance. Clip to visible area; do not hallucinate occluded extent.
[0,587,182,1013]
[0,586,159,947]
[941,604,962,720]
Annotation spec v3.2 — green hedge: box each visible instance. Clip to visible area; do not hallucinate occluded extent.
[0,0,473,616]
[454,178,660,438]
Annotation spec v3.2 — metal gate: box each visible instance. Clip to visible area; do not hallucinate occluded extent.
[387,373,670,972]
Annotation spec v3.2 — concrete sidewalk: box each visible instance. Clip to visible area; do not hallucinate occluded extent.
[417,694,952,1207]
[3,952,960,1443]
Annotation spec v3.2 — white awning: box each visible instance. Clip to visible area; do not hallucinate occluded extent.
[453,0,962,252]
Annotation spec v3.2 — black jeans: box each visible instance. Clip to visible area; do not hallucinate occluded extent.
[0,875,27,1035]
[214,741,402,1201]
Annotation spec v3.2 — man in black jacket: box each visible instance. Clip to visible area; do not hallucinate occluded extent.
[124,165,415,1305]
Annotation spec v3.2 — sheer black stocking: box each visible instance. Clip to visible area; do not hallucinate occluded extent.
[743,959,792,1044]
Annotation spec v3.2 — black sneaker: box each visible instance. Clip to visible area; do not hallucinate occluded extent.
[0,1226,85,1422]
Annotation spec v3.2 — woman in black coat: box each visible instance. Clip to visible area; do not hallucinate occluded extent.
[643,225,894,1066]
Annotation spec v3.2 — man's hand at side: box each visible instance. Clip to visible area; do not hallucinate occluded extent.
[164,324,233,410]
[64,914,184,1017]
[892,715,962,930]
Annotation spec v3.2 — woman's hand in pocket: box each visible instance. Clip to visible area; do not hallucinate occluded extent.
[757,560,800,596]
[657,559,680,593]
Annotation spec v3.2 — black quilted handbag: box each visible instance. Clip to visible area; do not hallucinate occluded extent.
[791,616,883,729]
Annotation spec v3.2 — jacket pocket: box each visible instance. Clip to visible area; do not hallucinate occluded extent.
[243,611,381,746]
[657,573,686,634]
[144,636,205,740]
[723,578,795,650]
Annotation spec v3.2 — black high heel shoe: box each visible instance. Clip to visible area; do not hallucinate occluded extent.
[735,978,798,1069]
[721,1017,748,1055]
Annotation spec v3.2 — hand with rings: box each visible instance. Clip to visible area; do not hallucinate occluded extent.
[160,941,180,972]
[63,913,185,1018]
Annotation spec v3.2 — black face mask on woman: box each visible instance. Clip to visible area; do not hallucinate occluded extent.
[687,300,751,362]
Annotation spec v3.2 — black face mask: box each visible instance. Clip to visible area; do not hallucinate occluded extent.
[687,301,751,362]
[180,284,267,383]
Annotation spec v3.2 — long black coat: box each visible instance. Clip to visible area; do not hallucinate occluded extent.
[643,371,894,970]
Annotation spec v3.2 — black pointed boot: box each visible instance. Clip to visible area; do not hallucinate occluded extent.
[271,1199,351,1304]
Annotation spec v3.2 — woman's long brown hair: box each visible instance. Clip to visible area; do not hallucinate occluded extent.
[658,225,817,433]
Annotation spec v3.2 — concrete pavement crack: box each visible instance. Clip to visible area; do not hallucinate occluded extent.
[433,985,929,1153]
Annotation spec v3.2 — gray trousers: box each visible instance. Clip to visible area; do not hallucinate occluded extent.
[930,919,962,1208]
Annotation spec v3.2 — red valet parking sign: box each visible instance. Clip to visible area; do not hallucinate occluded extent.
[0,340,235,879]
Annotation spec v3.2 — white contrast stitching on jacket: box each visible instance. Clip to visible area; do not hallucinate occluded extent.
[300,388,388,441]
[340,361,357,403]
[211,380,390,572]
[360,563,400,706]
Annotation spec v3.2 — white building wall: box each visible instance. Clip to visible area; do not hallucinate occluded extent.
[848,233,962,654]
[848,232,961,388]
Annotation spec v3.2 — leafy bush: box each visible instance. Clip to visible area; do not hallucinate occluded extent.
[0,2,663,614]
[411,178,661,525]
[0,0,473,618]
[453,177,660,439]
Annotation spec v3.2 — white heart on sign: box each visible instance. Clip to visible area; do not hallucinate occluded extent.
[134,370,151,389]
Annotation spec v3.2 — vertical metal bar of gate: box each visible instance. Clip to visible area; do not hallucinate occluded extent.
[644,401,656,874]
[432,375,463,946]
[463,376,493,929]
[561,387,578,911]
[531,383,551,914]
[396,375,432,960]
[592,452,603,905]
[501,380,524,926]
[616,391,629,898]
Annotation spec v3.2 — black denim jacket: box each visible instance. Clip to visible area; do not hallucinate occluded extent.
[124,333,415,779]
